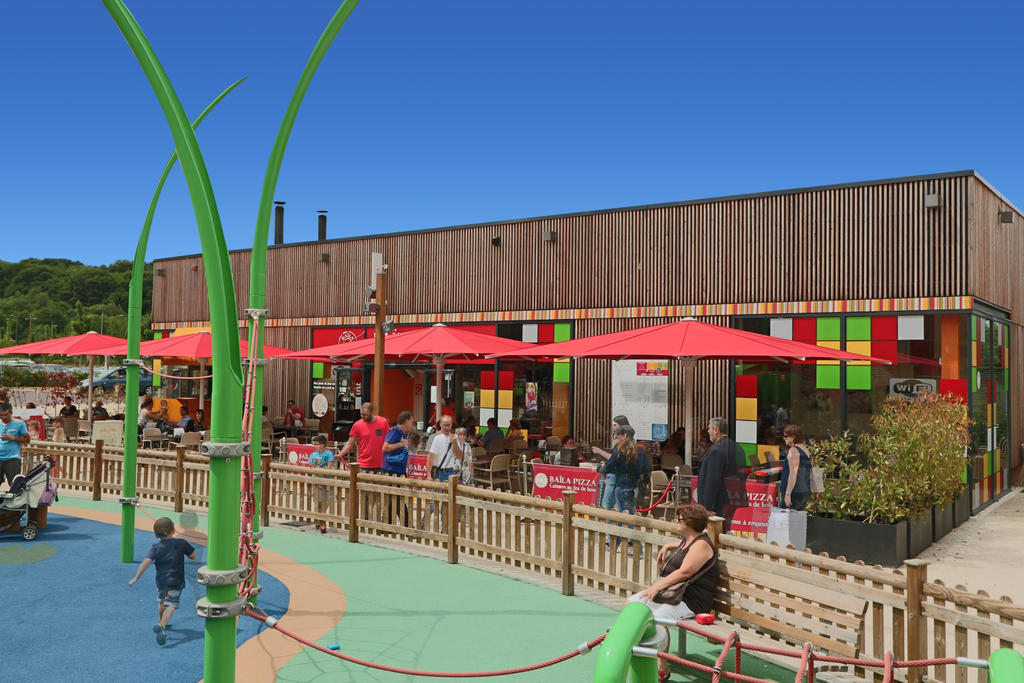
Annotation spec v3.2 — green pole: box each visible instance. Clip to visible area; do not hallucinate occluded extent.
[593,602,660,683]
[121,78,245,564]
[990,649,1024,683]
[247,0,361,539]
[103,3,244,682]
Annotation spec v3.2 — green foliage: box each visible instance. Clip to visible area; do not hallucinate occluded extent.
[0,258,151,347]
[809,393,972,524]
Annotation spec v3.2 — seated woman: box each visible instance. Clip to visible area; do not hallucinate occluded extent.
[629,503,719,683]
[138,396,167,431]
[186,409,207,433]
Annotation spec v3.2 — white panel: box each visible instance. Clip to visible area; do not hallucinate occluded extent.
[769,318,793,340]
[735,420,758,444]
[897,315,925,341]
[988,427,996,452]
[497,408,513,426]
[521,324,538,343]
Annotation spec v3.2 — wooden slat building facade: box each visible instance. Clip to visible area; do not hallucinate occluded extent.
[151,170,1024,502]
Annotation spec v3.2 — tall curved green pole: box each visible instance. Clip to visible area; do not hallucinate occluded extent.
[122,77,246,564]
[103,3,244,681]
[593,603,659,683]
[247,0,361,534]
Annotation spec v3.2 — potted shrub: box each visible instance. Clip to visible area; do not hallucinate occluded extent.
[806,393,971,566]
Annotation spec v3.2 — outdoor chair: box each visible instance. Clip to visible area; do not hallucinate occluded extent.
[647,470,672,518]
[76,420,92,442]
[486,439,506,454]
[140,427,166,449]
[661,451,685,474]
[62,417,80,443]
[478,453,510,491]
[179,431,202,454]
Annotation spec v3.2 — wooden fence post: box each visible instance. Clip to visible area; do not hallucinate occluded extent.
[174,447,185,513]
[707,515,724,550]
[561,491,576,596]
[260,455,272,528]
[348,464,360,544]
[92,439,104,501]
[447,476,459,565]
[906,559,929,683]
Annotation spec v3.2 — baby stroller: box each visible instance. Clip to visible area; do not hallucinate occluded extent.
[0,456,58,541]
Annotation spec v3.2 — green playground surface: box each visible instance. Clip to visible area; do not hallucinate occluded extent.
[61,495,796,682]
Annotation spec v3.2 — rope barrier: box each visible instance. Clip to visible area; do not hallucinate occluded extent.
[127,359,214,380]
[245,607,605,678]
[657,652,774,683]
[237,308,263,599]
[636,473,676,513]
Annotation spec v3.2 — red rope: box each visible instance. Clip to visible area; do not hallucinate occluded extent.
[657,652,774,683]
[130,361,214,380]
[246,607,604,678]
[712,632,738,683]
[882,652,894,683]
[237,311,263,600]
[794,643,812,683]
[636,474,675,513]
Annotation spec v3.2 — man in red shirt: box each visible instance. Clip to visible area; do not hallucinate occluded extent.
[338,402,389,473]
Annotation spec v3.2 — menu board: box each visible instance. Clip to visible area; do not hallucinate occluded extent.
[611,360,669,441]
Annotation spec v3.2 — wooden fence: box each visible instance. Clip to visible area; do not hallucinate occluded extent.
[22,442,1024,682]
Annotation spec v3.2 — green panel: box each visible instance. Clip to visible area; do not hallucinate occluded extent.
[972,316,978,341]
[846,365,872,390]
[553,361,570,383]
[972,368,979,391]
[990,451,997,474]
[312,362,325,379]
[846,317,871,340]
[740,442,757,456]
[816,365,840,389]
[817,317,841,341]
[554,323,572,342]
[1006,368,1010,387]
[961,462,969,484]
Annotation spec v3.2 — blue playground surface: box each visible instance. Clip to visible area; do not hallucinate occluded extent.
[0,513,289,683]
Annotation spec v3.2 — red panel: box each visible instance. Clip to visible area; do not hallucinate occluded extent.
[498,371,513,390]
[871,340,898,364]
[871,316,898,340]
[792,317,816,342]
[480,372,495,390]
[736,374,758,398]
[939,379,968,403]
[988,380,996,402]
[537,324,555,344]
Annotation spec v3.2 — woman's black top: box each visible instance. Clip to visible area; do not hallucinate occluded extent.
[779,445,811,494]
[663,533,719,614]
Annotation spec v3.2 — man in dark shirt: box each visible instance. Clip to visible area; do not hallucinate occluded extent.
[478,417,504,451]
[696,417,739,516]
[58,396,79,418]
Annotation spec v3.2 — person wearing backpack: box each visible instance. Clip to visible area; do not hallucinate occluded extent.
[383,411,414,477]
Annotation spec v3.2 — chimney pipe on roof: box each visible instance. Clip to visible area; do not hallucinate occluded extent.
[317,210,328,242]
[273,201,286,245]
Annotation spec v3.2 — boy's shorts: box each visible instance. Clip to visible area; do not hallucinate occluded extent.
[158,587,183,608]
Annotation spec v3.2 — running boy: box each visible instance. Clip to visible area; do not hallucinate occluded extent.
[128,517,196,645]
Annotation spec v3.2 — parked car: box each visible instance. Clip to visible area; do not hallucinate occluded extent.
[81,366,153,395]
[0,358,33,368]
[30,363,72,375]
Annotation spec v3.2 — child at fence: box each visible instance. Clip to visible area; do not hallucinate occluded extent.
[310,435,335,534]
[128,516,196,646]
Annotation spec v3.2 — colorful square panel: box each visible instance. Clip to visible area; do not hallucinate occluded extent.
[478,390,495,409]
[554,323,571,342]
[846,340,871,365]
[897,316,925,340]
[817,317,841,341]
[793,317,817,342]
[847,365,871,390]
[735,397,758,421]
[480,372,495,391]
[757,444,781,464]
[769,318,793,339]
[498,371,513,390]
[739,443,758,462]
[496,409,513,427]
[736,374,758,398]
[872,316,898,340]
[498,390,513,410]
[553,361,570,383]
[735,420,757,444]
[521,324,538,343]
[939,379,968,402]
[847,317,871,341]
[537,324,555,344]
[312,362,325,379]
[816,340,840,365]
[817,365,840,390]
[872,340,898,364]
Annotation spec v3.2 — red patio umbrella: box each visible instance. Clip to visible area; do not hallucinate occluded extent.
[0,331,130,421]
[92,331,295,410]
[491,318,888,464]
[283,324,535,422]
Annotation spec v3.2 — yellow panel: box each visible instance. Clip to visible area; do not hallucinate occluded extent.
[817,340,840,365]
[846,340,871,366]
[735,397,758,422]
[478,390,495,409]
[988,403,994,427]
[757,444,781,465]
[498,390,513,410]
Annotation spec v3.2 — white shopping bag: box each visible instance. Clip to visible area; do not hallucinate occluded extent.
[766,506,807,550]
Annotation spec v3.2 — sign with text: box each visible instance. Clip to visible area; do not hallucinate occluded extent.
[889,377,937,399]
[287,443,316,467]
[611,359,669,441]
[407,453,430,480]
[690,476,778,537]
[532,463,599,505]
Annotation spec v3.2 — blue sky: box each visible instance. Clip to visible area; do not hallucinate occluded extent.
[2,0,1023,265]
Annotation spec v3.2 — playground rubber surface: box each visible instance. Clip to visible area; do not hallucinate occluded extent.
[7,496,796,682]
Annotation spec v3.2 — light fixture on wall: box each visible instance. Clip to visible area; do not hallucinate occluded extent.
[924,193,941,209]
[999,211,1014,224]
[155,268,165,276]
[318,253,330,263]
[491,235,501,247]
[542,229,557,243]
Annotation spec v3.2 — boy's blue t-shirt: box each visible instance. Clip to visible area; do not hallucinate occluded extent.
[310,449,334,467]
[146,537,195,590]
[382,425,408,473]
[0,419,28,460]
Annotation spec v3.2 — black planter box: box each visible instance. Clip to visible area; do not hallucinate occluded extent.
[953,488,971,527]
[806,515,908,567]
[907,509,933,558]
[932,502,954,542]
